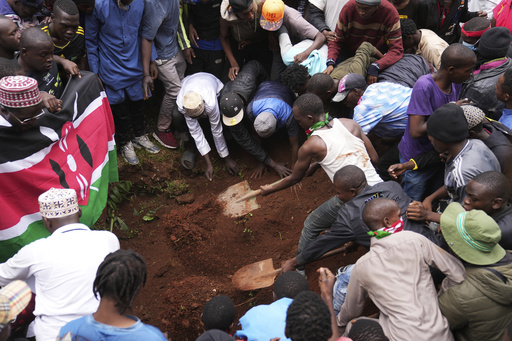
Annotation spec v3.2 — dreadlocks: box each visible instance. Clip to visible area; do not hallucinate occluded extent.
[93,249,147,314]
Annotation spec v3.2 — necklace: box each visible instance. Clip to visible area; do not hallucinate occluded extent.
[305,113,330,138]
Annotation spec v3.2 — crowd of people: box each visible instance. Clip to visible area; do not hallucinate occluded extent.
[0,0,512,338]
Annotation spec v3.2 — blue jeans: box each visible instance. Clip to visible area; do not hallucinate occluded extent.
[333,264,354,315]
[297,195,343,255]
[399,153,439,201]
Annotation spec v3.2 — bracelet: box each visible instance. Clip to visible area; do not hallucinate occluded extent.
[409,158,418,171]
[326,58,335,67]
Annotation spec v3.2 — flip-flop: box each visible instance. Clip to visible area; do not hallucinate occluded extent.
[181,150,196,170]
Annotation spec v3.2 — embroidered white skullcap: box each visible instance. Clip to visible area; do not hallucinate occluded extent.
[0,76,42,108]
[38,188,79,218]
[183,92,205,118]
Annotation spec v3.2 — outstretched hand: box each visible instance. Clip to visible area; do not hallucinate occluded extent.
[388,163,409,179]
[205,163,214,181]
[406,201,430,221]
[224,156,239,175]
[323,65,334,74]
[294,51,309,64]
[322,30,336,42]
[251,163,266,179]
[272,162,292,178]
[60,59,81,78]
[281,257,298,273]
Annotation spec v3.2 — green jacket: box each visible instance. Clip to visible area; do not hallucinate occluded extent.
[438,260,512,341]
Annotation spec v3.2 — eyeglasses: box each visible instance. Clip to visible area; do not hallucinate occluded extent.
[9,109,45,125]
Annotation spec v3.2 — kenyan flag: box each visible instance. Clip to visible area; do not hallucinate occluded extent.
[0,72,118,262]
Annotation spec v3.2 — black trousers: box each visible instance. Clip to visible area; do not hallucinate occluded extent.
[185,48,226,81]
[110,99,146,146]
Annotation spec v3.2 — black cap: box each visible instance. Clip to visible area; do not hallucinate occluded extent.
[427,103,468,142]
[229,0,252,12]
[220,92,244,126]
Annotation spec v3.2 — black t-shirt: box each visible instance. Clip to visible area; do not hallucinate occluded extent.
[26,60,63,99]
[187,0,221,41]
[40,25,86,62]
[398,0,429,28]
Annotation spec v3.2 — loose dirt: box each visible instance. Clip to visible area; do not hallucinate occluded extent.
[108,134,369,340]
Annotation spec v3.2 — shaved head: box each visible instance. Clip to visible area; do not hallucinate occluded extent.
[472,171,510,201]
[293,93,324,119]
[20,27,51,50]
[440,43,476,70]
[362,198,401,230]
[333,165,367,191]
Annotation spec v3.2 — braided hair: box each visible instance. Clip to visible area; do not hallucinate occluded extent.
[93,249,147,314]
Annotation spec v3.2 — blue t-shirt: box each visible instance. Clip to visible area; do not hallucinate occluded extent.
[141,0,180,60]
[398,74,461,160]
[499,108,512,130]
[235,297,293,341]
[247,81,297,137]
[59,314,167,341]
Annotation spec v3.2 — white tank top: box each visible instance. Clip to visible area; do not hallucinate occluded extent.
[312,119,383,185]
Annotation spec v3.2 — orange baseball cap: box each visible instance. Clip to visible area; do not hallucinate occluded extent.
[260,0,285,31]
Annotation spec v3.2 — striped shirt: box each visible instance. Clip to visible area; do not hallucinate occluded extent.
[353,82,411,138]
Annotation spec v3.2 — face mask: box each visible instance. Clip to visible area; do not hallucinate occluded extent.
[462,40,479,51]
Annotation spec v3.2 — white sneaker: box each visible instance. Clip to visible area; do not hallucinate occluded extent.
[121,141,139,165]
[133,134,160,154]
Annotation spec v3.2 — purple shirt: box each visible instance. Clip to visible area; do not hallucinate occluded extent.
[398,74,461,160]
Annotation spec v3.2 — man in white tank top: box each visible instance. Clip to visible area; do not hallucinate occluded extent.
[261,94,382,270]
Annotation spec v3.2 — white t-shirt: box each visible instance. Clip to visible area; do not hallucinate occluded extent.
[0,223,120,341]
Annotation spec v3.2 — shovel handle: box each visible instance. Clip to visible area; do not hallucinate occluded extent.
[236,189,262,203]
[320,245,346,259]
[235,179,284,203]
[276,244,351,275]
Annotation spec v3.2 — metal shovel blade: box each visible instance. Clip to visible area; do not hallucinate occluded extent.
[217,180,260,218]
[232,258,281,291]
